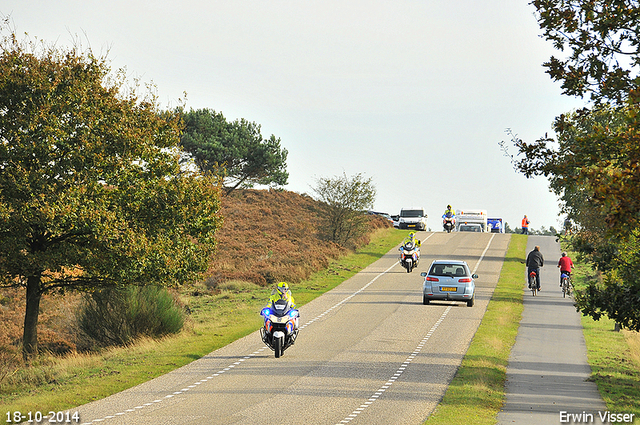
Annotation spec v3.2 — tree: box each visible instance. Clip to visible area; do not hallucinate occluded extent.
[531,0,640,105]
[180,108,288,194]
[506,84,640,331]
[0,27,222,359]
[504,222,514,233]
[502,2,640,330]
[311,173,376,247]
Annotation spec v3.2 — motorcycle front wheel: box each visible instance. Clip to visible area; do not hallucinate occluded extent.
[274,335,283,358]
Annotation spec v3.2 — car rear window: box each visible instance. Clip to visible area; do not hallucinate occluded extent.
[429,264,469,277]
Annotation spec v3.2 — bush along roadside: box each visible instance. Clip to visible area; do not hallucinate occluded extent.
[425,234,526,425]
[75,286,185,349]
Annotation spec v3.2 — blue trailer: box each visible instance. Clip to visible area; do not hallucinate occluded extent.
[488,218,504,233]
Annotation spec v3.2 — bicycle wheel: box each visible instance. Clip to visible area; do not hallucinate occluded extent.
[529,274,537,296]
[562,277,568,298]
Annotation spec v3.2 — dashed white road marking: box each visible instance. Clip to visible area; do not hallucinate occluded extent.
[335,233,496,424]
[335,305,453,424]
[73,235,433,424]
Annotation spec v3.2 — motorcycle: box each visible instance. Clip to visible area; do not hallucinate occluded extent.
[442,212,455,233]
[399,240,420,273]
[260,298,299,358]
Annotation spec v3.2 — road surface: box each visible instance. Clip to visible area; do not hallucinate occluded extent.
[63,232,510,425]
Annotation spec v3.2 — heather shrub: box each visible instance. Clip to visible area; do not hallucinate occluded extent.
[75,286,184,349]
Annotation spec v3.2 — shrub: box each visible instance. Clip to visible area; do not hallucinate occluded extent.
[75,286,184,349]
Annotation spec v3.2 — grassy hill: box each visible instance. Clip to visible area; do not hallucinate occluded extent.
[206,188,382,287]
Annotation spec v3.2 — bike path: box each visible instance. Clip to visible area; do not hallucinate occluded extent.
[497,236,608,425]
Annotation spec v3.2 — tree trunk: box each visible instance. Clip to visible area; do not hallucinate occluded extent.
[23,275,42,361]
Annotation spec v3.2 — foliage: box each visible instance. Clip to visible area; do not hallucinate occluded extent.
[180,108,288,194]
[574,229,640,331]
[507,104,640,330]
[531,0,640,105]
[0,25,222,358]
[568,256,640,416]
[75,286,185,348]
[311,173,377,247]
[504,3,640,330]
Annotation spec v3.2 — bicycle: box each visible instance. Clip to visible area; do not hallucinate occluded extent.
[561,272,571,298]
[528,270,538,296]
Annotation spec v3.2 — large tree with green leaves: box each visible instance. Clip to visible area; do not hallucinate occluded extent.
[508,105,640,329]
[180,108,288,194]
[0,26,222,359]
[504,1,640,330]
[532,0,640,105]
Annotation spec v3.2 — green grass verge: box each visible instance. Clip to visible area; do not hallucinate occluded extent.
[1,227,407,414]
[425,234,526,424]
[565,251,640,420]
[581,316,640,419]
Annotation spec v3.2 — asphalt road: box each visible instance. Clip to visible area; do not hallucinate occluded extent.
[497,235,608,425]
[63,232,510,425]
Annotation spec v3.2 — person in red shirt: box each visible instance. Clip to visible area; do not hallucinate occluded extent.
[557,252,574,286]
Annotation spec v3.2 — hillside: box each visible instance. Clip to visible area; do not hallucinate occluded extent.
[207,189,388,287]
[0,189,390,359]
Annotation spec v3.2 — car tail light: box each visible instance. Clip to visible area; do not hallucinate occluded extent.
[426,276,439,282]
[458,278,472,283]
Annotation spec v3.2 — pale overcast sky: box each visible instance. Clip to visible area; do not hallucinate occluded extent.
[3,1,586,231]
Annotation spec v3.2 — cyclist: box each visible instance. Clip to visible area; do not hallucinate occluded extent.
[526,245,544,291]
[557,252,574,286]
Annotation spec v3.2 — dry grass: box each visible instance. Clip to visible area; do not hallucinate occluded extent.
[205,188,388,287]
[624,330,640,368]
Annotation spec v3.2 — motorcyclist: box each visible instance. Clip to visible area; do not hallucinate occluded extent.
[400,231,421,260]
[442,205,455,220]
[526,245,544,290]
[403,231,421,247]
[265,281,299,333]
[442,205,456,231]
[266,281,297,309]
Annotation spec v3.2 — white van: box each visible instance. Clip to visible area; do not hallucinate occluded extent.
[398,208,428,231]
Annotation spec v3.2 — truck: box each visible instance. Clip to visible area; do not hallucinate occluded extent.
[488,217,505,233]
[398,208,428,231]
[455,209,489,232]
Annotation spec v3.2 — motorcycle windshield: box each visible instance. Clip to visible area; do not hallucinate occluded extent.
[271,298,292,316]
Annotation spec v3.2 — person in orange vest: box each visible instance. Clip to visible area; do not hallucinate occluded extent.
[522,215,530,235]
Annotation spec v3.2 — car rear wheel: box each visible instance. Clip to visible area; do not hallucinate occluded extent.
[467,297,474,307]
[423,295,430,305]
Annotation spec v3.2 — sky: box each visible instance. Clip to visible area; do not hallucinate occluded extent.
[3,1,587,231]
